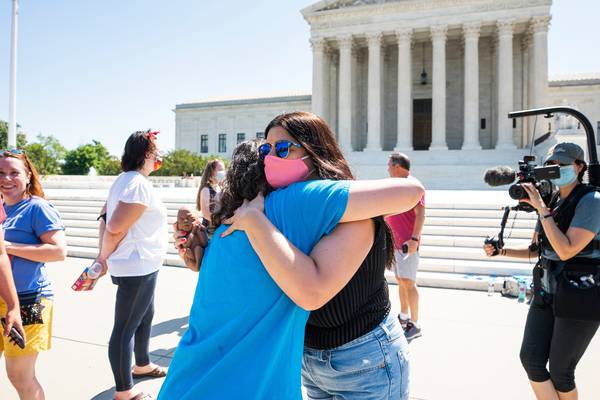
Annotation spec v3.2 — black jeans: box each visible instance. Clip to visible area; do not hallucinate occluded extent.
[109,271,158,391]
[520,294,599,393]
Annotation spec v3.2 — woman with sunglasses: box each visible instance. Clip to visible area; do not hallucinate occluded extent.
[95,131,169,400]
[160,113,422,399]
[0,148,66,400]
[223,112,415,399]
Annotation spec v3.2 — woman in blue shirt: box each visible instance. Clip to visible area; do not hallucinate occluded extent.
[160,122,423,398]
[0,149,66,400]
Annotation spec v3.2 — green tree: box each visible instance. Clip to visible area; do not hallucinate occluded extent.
[62,140,115,175]
[24,134,66,175]
[153,149,209,176]
[0,120,28,149]
[97,155,122,175]
[62,144,99,175]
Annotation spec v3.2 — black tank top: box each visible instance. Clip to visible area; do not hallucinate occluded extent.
[304,217,391,349]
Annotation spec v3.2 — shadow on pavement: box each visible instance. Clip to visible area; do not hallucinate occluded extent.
[91,356,171,400]
[151,316,188,338]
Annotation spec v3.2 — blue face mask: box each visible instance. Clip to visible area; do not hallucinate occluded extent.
[551,165,578,187]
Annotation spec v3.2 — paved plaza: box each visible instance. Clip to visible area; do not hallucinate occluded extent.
[0,257,598,399]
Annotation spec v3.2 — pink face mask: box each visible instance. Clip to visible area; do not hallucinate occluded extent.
[264,155,311,189]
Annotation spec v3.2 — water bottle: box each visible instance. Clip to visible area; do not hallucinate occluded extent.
[87,262,103,279]
[518,280,527,303]
[487,279,495,296]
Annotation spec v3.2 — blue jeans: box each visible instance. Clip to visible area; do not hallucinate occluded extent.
[302,313,410,399]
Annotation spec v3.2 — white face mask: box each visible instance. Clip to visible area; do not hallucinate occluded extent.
[215,170,226,182]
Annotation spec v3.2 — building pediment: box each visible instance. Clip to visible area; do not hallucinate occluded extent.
[302,0,552,20]
[311,0,406,12]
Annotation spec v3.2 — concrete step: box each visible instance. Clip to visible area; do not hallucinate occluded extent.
[425,208,536,219]
[419,245,531,263]
[418,257,534,276]
[67,237,179,255]
[66,245,185,267]
[421,225,533,239]
[384,270,523,292]
[421,235,530,248]
[426,216,536,229]
[59,208,179,219]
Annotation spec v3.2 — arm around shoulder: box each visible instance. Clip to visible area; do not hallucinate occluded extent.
[340,178,425,223]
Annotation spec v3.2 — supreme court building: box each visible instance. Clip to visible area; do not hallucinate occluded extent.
[174,0,600,188]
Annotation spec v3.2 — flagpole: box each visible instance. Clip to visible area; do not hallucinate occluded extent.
[8,0,19,147]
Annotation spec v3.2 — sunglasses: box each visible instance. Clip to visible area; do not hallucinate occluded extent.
[258,140,302,160]
[0,148,25,157]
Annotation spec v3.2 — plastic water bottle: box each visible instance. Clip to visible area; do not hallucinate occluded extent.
[518,280,527,303]
[87,262,103,279]
[487,279,495,296]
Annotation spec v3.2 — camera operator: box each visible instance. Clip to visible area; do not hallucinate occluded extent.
[484,142,600,400]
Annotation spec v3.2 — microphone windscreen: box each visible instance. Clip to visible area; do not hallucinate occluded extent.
[484,166,516,186]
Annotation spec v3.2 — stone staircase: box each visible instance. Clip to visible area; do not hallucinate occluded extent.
[47,190,537,292]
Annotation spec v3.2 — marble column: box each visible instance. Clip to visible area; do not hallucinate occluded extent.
[311,37,327,120]
[521,35,531,147]
[395,28,413,151]
[365,32,383,151]
[530,16,551,110]
[462,22,481,150]
[495,19,516,149]
[430,25,448,150]
[338,35,354,153]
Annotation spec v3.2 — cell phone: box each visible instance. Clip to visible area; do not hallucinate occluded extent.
[1,317,26,349]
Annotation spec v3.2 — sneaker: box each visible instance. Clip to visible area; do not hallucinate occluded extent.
[404,321,422,342]
[398,314,409,331]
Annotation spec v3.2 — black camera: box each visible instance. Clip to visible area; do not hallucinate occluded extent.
[484,155,559,212]
[508,156,558,200]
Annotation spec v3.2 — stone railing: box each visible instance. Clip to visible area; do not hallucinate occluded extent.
[41,175,200,189]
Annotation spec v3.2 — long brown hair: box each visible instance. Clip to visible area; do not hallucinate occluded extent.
[212,141,272,227]
[0,151,45,199]
[196,159,222,211]
[265,112,395,269]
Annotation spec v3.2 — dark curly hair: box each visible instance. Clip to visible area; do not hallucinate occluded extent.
[212,140,273,227]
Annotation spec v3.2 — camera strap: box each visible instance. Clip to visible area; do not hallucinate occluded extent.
[539,184,600,254]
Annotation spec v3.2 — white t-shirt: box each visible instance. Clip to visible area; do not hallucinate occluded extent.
[106,171,168,277]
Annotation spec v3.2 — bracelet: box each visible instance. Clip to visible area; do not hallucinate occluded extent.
[410,236,420,242]
[542,213,553,219]
[500,248,507,256]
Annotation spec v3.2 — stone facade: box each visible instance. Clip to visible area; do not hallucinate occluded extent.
[174,95,311,155]
[174,0,600,189]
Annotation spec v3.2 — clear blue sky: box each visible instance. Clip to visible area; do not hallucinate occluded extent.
[0,0,598,155]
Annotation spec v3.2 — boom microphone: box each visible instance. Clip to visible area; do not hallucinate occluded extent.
[484,166,516,187]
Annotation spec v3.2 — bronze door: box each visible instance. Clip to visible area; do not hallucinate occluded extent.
[413,99,432,150]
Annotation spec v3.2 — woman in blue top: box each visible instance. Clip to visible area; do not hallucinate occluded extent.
[159,121,423,398]
[0,149,66,400]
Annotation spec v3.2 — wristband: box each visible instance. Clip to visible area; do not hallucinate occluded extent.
[542,213,553,219]
[410,236,420,242]
[500,248,507,256]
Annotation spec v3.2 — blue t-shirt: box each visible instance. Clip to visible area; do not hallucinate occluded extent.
[158,180,350,400]
[541,191,600,261]
[2,197,64,299]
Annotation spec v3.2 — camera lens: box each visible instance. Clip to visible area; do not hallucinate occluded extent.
[508,183,529,200]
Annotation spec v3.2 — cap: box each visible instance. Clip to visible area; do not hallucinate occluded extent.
[545,142,585,165]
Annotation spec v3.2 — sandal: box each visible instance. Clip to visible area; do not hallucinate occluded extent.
[132,366,167,379]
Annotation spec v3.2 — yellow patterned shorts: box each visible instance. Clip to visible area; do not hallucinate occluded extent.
[0,297,53,357]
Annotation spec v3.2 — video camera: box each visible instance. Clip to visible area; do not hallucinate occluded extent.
[482,106,600,255]
[484,155,559,212]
